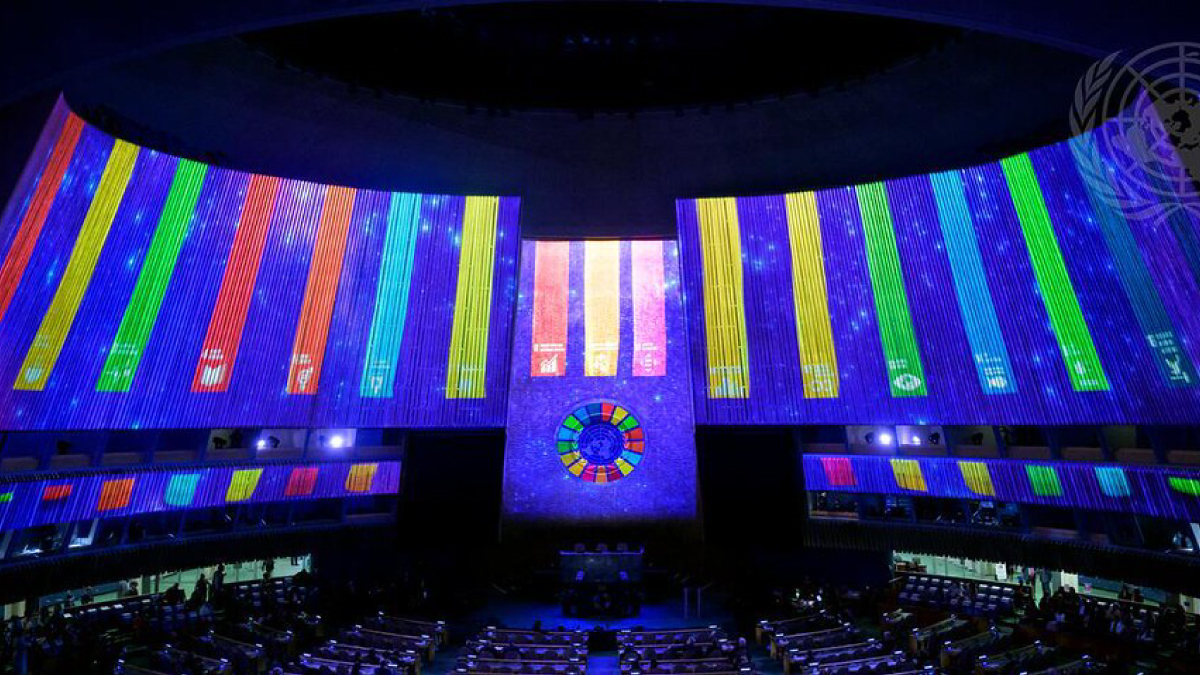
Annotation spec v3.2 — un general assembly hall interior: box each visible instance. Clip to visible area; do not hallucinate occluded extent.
[1,2,1200,674]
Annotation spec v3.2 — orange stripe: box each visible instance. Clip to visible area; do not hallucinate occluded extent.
[286,186,357,394]
[0,113,84,325]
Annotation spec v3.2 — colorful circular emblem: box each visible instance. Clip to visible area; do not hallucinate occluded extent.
[557,401,645,483]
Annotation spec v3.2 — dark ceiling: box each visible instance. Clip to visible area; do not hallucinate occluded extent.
[241,3,962,112]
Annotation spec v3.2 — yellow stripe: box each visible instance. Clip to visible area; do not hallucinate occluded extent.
[959,461,996,496]
[890,458,928,492]
[584,240,620,376]
[696,198,749,398]
[226,468,263,502]
[445,196,499,398]
[15,140,139,391]
[784,193,839,398]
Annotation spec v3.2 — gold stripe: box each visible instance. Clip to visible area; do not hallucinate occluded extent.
[784,192,839,398]
[15,140,139,391]
[695,198,749,398]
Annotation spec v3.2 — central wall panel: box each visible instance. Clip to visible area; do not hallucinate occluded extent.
[502,239,697,525]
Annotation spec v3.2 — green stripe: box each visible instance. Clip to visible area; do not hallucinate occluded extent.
[0,492,12,503]
[1026,465,1063,497]
[97,159,208,392]
[855,182,927,397]
[1169,476,1200,497]
[1000,154,1108,392]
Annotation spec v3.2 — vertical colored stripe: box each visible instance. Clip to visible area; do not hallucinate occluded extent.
[284,467,319,497]
[1169,477,1200,497]
[0,113,85,325]
[360,192,421,397]
[784,192,839,398]
[890,459,928,492]
[97,478,134,511]
[445,196,499,398]
[820,457,855,487]
[1001,153,1109,392]
[287,185,357,394]
[0,492,12,504]
[192,175,281,392]
[97,159,209,392]
[531,240,569,377]
[164,473,201,507]
[226,468,263,502]
[631,240,667,377]
[14,140,139,391]
[855,182,927,397]
[1026,465,1064,497]
[42,484,72,501]
[1070,136,1196,387]
[1094,466,1131,498]
[929,171,1018,394]
[958,461,996,496]
[584,240,620,376]
[695,198,750,398]
[345,463,378,493]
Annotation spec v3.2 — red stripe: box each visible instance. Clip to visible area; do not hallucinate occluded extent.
[284,467,318,497]
[0,113,84,325]
[632,240,667,376]
[42,484,72,501]
[286,186,357,394]
[192,175,282,392]
[531,241,569,377]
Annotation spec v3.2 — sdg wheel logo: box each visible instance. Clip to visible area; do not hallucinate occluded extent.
[557,401,645,483]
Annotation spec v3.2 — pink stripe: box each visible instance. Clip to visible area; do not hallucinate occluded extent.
[632,240,666,377]
[531,241,569,377]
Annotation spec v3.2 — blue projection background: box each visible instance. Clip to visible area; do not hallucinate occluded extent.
[804,454,1200,522]
[677,109,1200,425]
[0,100,519,431]
[502,239,697,524]
[0,460,400,530]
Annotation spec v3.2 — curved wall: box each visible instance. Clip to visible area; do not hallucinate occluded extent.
[0,460,399,530]
[677,99,1200,425]
[0,100,519,430]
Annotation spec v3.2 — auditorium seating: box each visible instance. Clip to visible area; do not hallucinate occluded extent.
[908,616,971,657]
[975,642,1055,674]
[936,626,1011,670]
[457,625,589,675]
[896,576,1016,618]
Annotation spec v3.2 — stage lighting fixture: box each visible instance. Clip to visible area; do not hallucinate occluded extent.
[329,435,346,449]
[910,436,921,445]
[878,433,893,446]
[255,439,267,450]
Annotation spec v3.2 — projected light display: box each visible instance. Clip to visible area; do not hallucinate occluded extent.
[677,108,1200,425]
[803,454,1200,522]
[556,401,645,483]
[0,460,400,531]
[503,240,696,524]
[0,99,518,429]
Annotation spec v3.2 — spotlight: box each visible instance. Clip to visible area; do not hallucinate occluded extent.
[910,436,921,445]
[256,439,267,450]
[329,435,346,449]
[878,433,893,446]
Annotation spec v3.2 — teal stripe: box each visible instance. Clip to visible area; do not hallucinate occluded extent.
[1070,135,1196,387]
[1001,153,1109,392]
[97,159,208,392]
[855,182,927,397]
[929,171,1017,394]
[360,192,422,398]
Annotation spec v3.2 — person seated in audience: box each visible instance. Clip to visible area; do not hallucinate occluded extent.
[164,582,186,606]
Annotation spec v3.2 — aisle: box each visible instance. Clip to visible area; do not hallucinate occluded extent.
[586,652,622,675]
